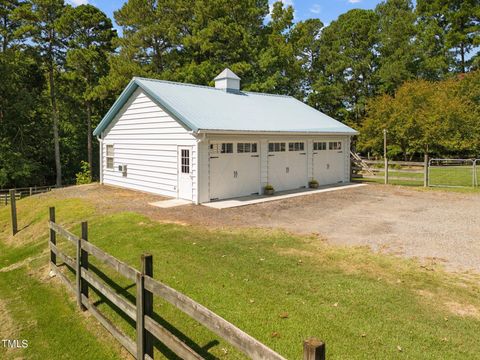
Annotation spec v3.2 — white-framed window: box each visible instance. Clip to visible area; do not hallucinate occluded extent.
[329,141,342,150]
[181,149,190,173]
[106,145,114,169]
[268,142,286,152]
[237,142,258,153]
[313,142,327,151]
[210,143,233,154]
[288,142,305,151]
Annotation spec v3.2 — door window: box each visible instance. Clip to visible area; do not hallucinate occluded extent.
[288,142,305,151]
[313,142,327,151]
[237,143,258,153]
[268,142,286,152]
[329,141,342,150]
[181,149,190,174]
[210,143,233,154]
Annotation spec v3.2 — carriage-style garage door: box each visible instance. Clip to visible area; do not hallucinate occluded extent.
[312,140,345,185]
[268,141,308,192]
[209,142,260,200]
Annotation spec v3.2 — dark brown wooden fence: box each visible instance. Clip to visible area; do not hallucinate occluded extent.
[48,206,325,360]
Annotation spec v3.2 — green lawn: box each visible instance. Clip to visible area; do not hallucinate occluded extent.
[1,193,480,359]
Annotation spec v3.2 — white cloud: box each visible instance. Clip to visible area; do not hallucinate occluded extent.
[348,0,362,3]
[67,0,88,6]
[310,4,321,14]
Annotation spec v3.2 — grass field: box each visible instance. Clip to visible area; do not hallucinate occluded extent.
[1,193,480,359]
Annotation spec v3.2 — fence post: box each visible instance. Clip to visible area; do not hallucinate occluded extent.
[29,187,33,197]
[10,189,17,235]
[77,221,89,311]
[49,207,56,268]
[474,160,478,187]
[424,154,429,187]
[303,338,325,360]
[136,254,154,360]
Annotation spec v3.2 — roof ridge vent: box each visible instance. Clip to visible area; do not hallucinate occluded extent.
[214,68,241,93]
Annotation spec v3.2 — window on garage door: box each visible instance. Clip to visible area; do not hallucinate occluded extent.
[237,142,258,153]
[288,142,305,151]
[210,143,234,154]
[313,142,327,151]
[329,141,342,150]
[268,142,286,152]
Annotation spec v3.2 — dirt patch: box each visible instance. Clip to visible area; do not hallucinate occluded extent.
[42,183,480,273]
[445,301,480,319]
[0,253,46,273]
[0,299,17,339]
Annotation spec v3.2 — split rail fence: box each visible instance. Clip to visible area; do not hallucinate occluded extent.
[0,185,54,206]
[48,206,325,360]
[352,154,480,188]
[351,155,428,186]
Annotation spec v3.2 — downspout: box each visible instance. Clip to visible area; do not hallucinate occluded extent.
[194,132,207,205]
[98,136,103,184]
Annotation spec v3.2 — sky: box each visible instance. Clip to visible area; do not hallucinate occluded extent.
[66,0,385,31]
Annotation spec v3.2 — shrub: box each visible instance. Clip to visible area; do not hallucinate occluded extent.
[76,161,92,185]
[264,184,274,191]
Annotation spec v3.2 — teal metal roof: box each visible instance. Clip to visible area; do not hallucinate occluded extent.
[93,77,358,137]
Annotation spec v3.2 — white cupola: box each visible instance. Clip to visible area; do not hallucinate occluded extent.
[214,68,241,92]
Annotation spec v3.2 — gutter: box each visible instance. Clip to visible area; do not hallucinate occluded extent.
[195,129,359,136]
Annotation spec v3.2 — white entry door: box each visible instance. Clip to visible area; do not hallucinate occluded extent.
[209,141,260,200]
[178,147,193,200]
[268,141,308,192]
[312,140,345,185]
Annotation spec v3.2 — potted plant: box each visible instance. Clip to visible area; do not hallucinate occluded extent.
[308,179,319,189]
[264,184,275,195]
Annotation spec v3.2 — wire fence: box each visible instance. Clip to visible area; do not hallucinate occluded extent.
[428,159,476,188]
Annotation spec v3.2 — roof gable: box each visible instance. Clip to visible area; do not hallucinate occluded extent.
[93,77,358,137]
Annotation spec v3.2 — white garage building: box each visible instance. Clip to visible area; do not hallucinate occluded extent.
[93,69,357,204]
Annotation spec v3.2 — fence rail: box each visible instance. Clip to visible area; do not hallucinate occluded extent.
[352,154,480,189]
[48,207,325,360]
[351,155,427,186]
[0,185,54,206]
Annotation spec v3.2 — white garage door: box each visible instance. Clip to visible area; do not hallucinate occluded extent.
[209,142,260,200]
[313,140,345,185]
[268,141,308,192]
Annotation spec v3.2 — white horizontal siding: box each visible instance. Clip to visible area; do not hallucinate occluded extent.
[102,88,197,199]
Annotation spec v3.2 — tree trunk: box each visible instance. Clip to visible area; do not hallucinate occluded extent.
[48,28,61,187]
[86,101,93,173]
[460,42,466,73]
[49,67,62,187]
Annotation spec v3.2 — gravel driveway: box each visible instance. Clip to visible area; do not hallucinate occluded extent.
[52,184,480,273]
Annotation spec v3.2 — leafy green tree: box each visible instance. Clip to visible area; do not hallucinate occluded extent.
[375,0,418,94]
[247,1,300,95]
[14,0,67,186]
[285,18,323,98]
[359,74,480,159]
[174,0,268,85]
[0,47,49,187]
[0,0,24,51]
[417,0,480,74]
[312,9,379,124]
[58,4,116,171]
